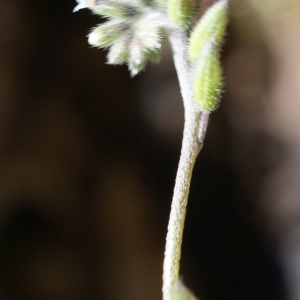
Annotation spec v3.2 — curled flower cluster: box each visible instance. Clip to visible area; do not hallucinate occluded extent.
[74,0,168,76]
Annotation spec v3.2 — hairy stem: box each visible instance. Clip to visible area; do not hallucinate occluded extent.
[162,29,208,300]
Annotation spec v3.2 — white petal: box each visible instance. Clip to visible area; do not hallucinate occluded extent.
[73,0,92,12]
[73,3,88,12]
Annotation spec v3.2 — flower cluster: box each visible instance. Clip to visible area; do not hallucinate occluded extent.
[74,0,168,76]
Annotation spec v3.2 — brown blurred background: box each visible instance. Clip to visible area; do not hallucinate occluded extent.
[1,0,300,299]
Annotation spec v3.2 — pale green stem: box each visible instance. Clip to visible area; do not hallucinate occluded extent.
[162,28,209,300]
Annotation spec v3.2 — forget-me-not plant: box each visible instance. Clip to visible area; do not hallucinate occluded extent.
[74,0,228,298]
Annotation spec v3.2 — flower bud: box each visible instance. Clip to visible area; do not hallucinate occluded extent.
[107,36,130,65]
[167,0,195,27]
[125,15,163,75]
[134,18,162,50]
[92,3,140,19]
[193,42,223,112]
[128,39,146,76]
[188,0,227,62]
[88,20,129,48]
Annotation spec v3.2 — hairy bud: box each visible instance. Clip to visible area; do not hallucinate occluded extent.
[128,39,146,76]
[188,0,227,62]
[107,36,130,64]
[92,2,141,19]
[167,0,195,27]
[88,20,129,48]
[193,42,223,112]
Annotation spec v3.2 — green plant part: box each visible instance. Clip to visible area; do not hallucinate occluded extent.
[81,0,166,75]
[132,14,163,50]
[136,0,165,8]
[120,13,164,75]
[146,48,161,63]
[74,0,229,299]
[107,36,130,64]
[167,0,195,28]
[128,38,147,76]
[171,281,198,300]
[188,0,228,62]
[92,2,141,19]
[137,0,153,6]
[88,20,130,48]
[193,42,223,112]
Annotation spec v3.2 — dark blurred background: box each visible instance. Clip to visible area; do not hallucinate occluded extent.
[0,0,300,299]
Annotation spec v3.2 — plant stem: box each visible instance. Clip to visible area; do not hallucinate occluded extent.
[162,29,209,300]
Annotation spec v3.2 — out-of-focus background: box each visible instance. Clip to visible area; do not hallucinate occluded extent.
[0,0,300,299]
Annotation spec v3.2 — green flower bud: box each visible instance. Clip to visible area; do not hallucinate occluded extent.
[193,42,223,112]
[167,0,195,28]
[171,281,198,300]
[88,20,129,48]
[92,2,141,19]
[188,0,228,62]
[107,36,130,65]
